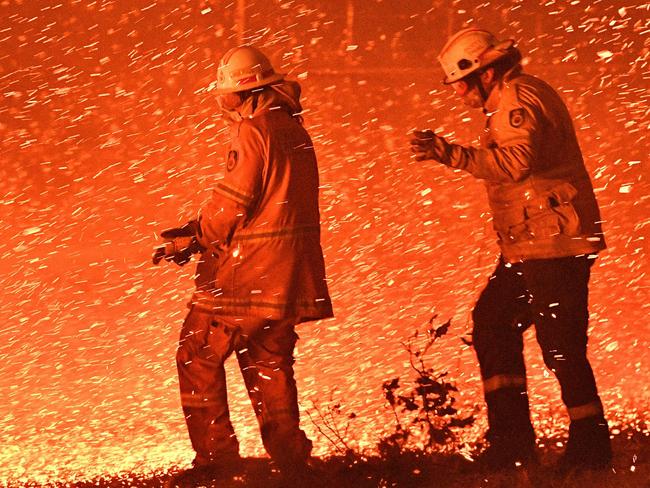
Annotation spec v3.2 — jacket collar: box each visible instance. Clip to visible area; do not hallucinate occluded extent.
[483,64,523,114]
[228,80,303,121]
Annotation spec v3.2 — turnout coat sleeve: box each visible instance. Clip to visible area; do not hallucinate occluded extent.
[438,84,542,183]
[196,122,264,256]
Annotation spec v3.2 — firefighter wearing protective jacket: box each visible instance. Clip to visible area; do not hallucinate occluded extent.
[154,45,333,484]
[410,28,611,471]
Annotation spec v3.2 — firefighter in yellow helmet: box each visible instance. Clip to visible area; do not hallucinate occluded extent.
[410,29,611,471]
[155,45,333,485]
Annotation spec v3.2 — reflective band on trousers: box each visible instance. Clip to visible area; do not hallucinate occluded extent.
[483,374,527,394]
[181,393,222,409]
[568,401,603,421]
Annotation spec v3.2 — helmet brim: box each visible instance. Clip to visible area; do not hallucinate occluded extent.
[442,39,516,84]
[212,72,286,94]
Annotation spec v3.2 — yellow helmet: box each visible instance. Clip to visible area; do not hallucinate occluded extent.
[213,45,285,94]
[438,28,515,84]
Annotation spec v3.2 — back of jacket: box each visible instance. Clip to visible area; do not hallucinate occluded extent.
[193,82,333,321]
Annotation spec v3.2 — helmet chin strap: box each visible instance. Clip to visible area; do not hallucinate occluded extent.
[477,79,490,104]
[467,72,490,104]
[250,90,259,113]
[465,71,496,112]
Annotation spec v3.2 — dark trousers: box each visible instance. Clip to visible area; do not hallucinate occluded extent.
[472,256,605,436]
[176,307,312,468]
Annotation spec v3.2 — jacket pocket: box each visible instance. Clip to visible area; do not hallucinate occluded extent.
[521,182,581,239]
[549,202,581,236]
[517,212,561,239]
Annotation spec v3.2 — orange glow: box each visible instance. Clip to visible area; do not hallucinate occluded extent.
[1,1,648,484]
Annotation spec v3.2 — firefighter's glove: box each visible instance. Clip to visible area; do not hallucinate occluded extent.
[410,130,450,164]
[152,220,204,266]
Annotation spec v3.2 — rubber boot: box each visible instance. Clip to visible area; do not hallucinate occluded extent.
[474,388,537,471]
[165,454,243,488]
[556,416,612,472]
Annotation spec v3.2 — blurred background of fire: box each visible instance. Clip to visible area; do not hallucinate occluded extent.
[0,0,647,483]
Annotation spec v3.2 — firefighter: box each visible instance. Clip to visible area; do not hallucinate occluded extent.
[410,28,611,471]
[154,45,333,484]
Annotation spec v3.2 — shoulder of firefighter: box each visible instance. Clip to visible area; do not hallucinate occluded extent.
[192,94,333,322]
[440,69,606,261]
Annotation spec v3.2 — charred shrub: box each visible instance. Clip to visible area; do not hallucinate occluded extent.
[379,315,474,458]
[307,395,359,462]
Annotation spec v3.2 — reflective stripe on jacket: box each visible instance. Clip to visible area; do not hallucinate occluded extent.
[441,67,605,261]
[193,81,333,321]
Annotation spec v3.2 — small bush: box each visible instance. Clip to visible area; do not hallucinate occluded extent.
[306,394,359,462]
[379,315,474,458]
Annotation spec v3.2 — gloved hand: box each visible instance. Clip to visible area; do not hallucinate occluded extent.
[152,220,204,266]
[410,130,450,163]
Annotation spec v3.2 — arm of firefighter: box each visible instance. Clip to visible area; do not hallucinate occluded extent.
[197,121,264,254]
[433,139,535,183]
[412,89,542,183]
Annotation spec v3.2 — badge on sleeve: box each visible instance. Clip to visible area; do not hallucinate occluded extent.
[226,150,238,171]
[509,108,525,128]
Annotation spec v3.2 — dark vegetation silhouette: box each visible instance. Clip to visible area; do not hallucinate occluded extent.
[378,315,474,458]
[55,317,648,487]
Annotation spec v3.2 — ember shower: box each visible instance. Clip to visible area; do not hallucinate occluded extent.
[0,0,648,484]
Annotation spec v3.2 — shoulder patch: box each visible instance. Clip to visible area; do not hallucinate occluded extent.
[226,150,238,171]
[509,108,525,128]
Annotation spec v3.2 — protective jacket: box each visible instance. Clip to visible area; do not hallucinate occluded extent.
[192,80,333,321]
[438,66,605,262]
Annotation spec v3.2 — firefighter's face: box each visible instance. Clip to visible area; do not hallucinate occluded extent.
[451,78,483,109]
[217,92,243,111]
